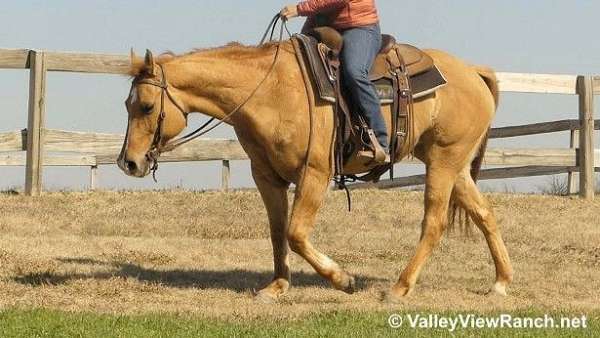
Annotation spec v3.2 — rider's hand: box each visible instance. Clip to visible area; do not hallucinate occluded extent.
[280,5,299,20]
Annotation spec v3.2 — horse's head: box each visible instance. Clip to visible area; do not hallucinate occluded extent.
[117,49,187,177]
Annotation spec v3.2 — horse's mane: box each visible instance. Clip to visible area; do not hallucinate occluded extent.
[128,42,280,78]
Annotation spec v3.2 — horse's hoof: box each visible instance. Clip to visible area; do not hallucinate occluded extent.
[341,275,356,294]
[381,291,400,304]
[252,289,279,304]
[252,278,289,303]
[487,282,508,297]
[381,286,412,304]
[333,272,356,294]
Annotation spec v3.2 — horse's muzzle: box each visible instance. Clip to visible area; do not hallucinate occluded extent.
[117,153,151,178]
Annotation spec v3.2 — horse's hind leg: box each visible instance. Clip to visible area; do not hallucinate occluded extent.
[452,167,513,295]
[386,165,458,301]
[251,162,292,302]
[287,168,356,293]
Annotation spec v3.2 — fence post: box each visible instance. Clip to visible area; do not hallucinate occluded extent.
[221,160,230,191]
[577,76,595,200]
[89,165,98,191]
[25,51,47,196]
[567,129,579,195]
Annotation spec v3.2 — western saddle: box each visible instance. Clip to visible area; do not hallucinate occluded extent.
[293,27,447,184]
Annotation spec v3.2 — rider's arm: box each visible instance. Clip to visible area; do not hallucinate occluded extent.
[296,0,350,16]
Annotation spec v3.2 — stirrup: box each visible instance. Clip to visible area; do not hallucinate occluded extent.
[357,129,388,165]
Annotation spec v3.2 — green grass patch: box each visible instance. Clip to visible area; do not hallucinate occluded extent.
[0,308,597,337]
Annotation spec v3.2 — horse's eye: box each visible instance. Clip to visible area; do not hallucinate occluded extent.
[140,104,154,114]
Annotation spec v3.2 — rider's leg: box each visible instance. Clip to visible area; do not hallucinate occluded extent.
[341,24,388,152]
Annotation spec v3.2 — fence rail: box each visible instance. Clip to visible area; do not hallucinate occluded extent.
[0,49,29,69]
[0,48,597,198]
[349,166,600,191]
[489,119,599,138]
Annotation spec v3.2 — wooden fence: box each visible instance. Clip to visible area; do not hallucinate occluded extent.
[0,48,598,198]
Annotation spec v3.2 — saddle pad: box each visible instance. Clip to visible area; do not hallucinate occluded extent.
[295,34,447,104]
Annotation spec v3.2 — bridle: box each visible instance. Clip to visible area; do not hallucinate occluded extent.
[132,64,215,180]
[127,14,290,181]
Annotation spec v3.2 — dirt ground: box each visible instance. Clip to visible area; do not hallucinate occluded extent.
[0,189,598,320]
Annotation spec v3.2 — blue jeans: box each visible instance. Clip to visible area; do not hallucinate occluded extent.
[340,24,388,151]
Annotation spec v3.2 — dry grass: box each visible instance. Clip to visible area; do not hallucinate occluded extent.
[0,189,598,320]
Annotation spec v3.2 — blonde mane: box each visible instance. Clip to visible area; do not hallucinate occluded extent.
[128,42,280,78]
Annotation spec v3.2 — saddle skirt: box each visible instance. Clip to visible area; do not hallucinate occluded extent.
[295,30,447,105]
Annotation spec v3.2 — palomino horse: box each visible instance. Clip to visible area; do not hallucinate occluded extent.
[117,39,513,302]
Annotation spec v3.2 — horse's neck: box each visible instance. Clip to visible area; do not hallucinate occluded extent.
[163,47,280,124]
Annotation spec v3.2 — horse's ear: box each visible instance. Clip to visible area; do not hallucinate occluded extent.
[144,49,156,76]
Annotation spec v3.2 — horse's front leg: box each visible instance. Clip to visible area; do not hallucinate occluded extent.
[287,168,356,294]
[251,161,292,303]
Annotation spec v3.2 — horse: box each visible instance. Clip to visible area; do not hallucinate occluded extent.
[117,37,513,303]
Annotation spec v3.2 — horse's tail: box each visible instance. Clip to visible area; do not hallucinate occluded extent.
[474,66,500,109]
[449,66,499,234]
[472,66,499,182]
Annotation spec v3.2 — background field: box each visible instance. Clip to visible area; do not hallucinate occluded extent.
[0,189,598,336]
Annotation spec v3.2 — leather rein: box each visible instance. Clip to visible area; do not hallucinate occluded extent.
[133,14,290,181]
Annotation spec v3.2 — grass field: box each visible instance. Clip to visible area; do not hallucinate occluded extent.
[0,189,598,336]
[0,309,597,337]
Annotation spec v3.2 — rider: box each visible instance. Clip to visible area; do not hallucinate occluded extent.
[281,0,390,163]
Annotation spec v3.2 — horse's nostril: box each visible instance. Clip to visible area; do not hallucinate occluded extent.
[125,160,138,172]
